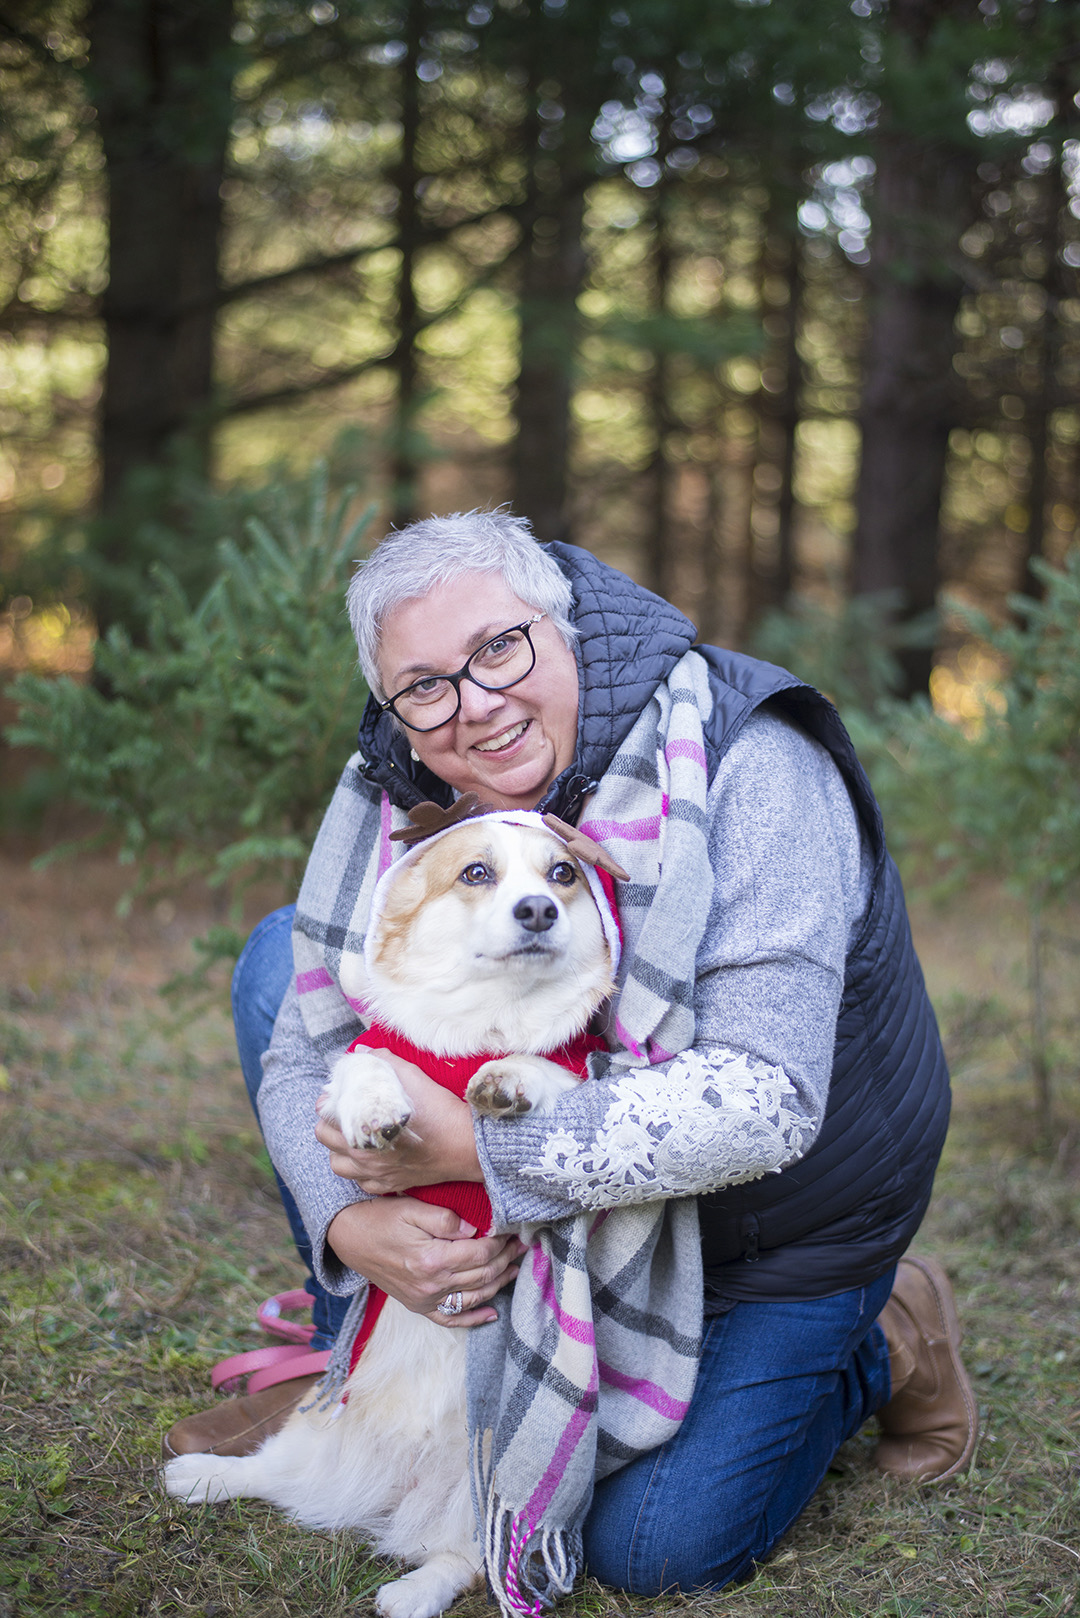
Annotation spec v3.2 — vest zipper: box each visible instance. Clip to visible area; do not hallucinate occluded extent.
[743,1214,760,1262]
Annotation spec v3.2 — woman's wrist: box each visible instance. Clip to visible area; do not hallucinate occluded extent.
[326,1199,379,1271]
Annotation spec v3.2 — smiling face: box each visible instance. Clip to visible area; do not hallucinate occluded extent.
[376,571,580,812]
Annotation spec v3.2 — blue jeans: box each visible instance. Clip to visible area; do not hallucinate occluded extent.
[233,907,894,1590]
[583,1272,893,1592]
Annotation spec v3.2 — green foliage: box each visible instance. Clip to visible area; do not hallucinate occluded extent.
[751,556,1080,908]
[750,591,936,718]
[74,452,277,639]
[600,311,764,365]
[6,464,372,906]
[874,553,1080,907]
[753,558,1080,1137]
[867,553,1080,1136]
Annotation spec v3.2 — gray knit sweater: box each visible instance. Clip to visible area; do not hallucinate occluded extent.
[258,704,872,1295]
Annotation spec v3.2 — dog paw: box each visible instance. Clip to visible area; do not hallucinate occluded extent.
[347,1104,413,1149]
[375,1557,478,1618]
[467,1055,583,1118]
[320,1051,413,1150]
[162,1453,243,1505]
[375,1578,439,1618]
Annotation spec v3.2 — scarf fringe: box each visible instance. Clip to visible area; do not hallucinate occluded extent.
[472,1426,579,1617]
[297,1286,368,1414]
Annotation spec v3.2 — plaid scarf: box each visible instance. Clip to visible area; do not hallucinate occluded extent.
[293,650,714,1611]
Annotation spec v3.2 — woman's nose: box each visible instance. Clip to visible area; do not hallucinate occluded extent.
[457,677,506,721]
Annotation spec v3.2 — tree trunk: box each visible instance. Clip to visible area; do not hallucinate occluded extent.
[698,456,726,645]
[389,0,423,530]
[511,76,586,544]
[852,0,975,698]
[774,233,803,605]
[1019,99,1070,602]
[643,177,675,601]
[753,222,803,613]
[87,0,234,520]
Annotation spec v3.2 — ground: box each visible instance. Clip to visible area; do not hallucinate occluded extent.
[0,852,1078,1618]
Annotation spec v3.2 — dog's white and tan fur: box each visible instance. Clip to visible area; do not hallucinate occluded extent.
[164,818,616,1618]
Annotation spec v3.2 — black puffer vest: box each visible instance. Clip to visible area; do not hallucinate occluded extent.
[356,543,950,1301]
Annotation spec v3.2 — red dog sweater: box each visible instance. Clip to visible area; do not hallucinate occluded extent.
[344,1019,606,1374]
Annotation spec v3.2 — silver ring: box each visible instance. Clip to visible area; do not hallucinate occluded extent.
[437,1291,464,1316]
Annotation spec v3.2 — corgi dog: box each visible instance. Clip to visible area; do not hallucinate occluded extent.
[164,812,622,1618]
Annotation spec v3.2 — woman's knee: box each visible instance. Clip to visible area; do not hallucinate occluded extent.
[231,905,296,1106]
[583,1460,765,1597]
[584,1519,759,1597]
[231,905,296,1007]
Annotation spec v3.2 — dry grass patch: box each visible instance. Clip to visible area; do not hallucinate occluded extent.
[1,855,1078,1617]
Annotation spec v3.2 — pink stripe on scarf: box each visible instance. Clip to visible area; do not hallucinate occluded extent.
[598,1360,691,1421]
[296,968,333,994]
[378,792,393,875]
[579,815,662,844]
[525,1357,599,1522]
[614,1018,645,1060]
[530,1245,595,1346]
[664,738,707,769]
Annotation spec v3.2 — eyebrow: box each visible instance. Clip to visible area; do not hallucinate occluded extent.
[390,621,516,686]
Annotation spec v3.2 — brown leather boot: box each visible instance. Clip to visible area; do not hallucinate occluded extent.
[161,1375,324,1462]
[874,1255,978,1483]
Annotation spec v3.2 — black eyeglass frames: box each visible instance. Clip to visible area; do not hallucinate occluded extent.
[379,613,546,732]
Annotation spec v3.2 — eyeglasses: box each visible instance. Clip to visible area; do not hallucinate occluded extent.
[379,613,546,732]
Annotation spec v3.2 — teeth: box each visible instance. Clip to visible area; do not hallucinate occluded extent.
[475,721,528,753]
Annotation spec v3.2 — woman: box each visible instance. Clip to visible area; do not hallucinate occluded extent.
[166,512,976,1594]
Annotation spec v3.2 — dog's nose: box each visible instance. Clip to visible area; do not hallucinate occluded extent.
[513,895,558,933]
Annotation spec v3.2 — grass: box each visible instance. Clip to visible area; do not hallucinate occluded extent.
[1,853,1078,1618]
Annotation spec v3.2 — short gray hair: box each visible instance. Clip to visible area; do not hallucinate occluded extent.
[347,509,577,698]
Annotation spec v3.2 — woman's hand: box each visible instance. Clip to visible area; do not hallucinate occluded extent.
[326,1198,525,1328]
[315,1048,483,1195]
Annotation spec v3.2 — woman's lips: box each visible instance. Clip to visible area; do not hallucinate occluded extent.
[473,719,530,755]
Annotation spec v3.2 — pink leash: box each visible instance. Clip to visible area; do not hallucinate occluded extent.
[210,1290,330,1394]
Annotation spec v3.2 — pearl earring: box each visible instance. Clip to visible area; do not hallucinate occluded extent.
[410,747,420,763]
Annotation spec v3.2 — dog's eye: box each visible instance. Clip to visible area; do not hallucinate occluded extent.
[459,862,492,885]
[549,861,577,886]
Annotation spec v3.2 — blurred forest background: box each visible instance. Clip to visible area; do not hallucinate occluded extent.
[1,0,1078,682]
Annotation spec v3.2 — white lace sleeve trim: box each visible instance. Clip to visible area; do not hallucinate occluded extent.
[529,1047,816,1209]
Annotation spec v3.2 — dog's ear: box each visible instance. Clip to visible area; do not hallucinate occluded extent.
[389,792,492,846]
[542,814,630,882]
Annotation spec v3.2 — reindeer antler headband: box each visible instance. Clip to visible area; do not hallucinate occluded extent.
[540,813,629,882]
[388,793,487,846]
[389,795,629,882]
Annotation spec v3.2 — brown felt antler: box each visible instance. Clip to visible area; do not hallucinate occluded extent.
[389,793,490,846]
[542,814,629,882]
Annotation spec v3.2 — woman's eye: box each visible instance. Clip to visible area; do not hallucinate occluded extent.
[549,862,576,886]
[460,862,491,885]
[474,633,518,665]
